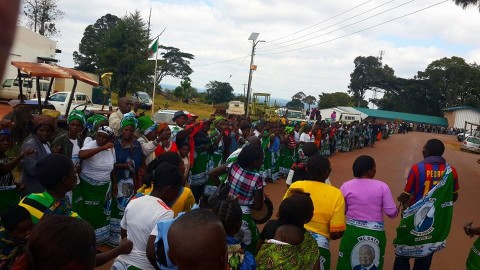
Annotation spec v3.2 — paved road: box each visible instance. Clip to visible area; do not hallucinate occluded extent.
[2,103,477,269]
[264,131,480,269]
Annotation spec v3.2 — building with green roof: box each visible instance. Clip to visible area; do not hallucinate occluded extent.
[352,107,448,126]
[442,106,480,129]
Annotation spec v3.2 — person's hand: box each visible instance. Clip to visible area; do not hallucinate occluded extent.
[102,142,114,150]
[464,221,474,237]
[20,148,35,158]
[15,183,25,192]
[51,145,61,153]
[117,238,133,255]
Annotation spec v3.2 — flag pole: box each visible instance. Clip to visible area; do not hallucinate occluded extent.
[152,47,158,114]
[151,27,166,115]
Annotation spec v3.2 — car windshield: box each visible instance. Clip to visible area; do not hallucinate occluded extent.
[288,111,303,118]
[467,137,480,144]
[49,93,68,102]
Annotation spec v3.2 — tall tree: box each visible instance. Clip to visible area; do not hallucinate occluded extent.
[286,99,304,110]
[318,92,354,109]
[348,56,394,107]
[302,95,317,109]
[292,91,306,101]
[173,79,195,101]
[97,11,153,98]
[155,46,195,87]
[204,81,234,104]
[73,14,120,72]
[22,0,64,36]
[452,0,480,11]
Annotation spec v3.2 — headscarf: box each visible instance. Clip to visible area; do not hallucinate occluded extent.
[0,128,11,136]
[137,116,158,135]
[97,126,114,137]
[213,116,225,127]
[157,122,169,133]
[32,115,56,130]
[120,112,138,129]
[87,114,108,128]
[285,126,294,134]
[67,110,86,125]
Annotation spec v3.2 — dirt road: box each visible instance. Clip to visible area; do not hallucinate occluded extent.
[264,131,479,269]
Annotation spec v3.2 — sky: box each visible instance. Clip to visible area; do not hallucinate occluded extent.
[30,0,480,102]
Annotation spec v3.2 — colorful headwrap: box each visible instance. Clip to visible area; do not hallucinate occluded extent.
[0,128,11,136]
[120,113,138,129]
[137,116,158,135]
[157,122,169,133]
[67,110,86,125]
[97,126,114,137]
[285,126,294,134]
[213,116,225,127]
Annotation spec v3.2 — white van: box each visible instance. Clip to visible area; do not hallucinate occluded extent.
[0,78,50,100]
[339,113,362,124]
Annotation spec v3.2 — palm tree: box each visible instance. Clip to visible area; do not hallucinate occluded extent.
[453,0,480,10]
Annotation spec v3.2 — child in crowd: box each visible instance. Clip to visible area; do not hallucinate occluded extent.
[0,128,35,210]
[167,208,227,270]
[0,206,32,269]
[177,142,191,185]
[256,191,319,270]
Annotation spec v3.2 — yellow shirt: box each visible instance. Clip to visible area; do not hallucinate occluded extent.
[284,180,346,238]
[136,186,195,217]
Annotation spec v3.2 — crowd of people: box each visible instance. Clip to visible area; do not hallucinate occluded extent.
[0,97,477,270]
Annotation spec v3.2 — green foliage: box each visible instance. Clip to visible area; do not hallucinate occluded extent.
[348,56,394,107]
[286,99,304,110]
[453,0,480,11]
[173,79,197,101]
[292,91,306,100]
[204,81,234,104]
[22,0,64,36]
[73,14,120,73]
[302,95,317,109]
[318,92,354,109]
[156,46,195,86]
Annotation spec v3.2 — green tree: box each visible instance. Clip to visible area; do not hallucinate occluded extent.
[97,11,153,98]
[173,79,196,101]
[292,91,306,101]
[22,0,64,36]
[73,14,120,72]
[204,81,234,104]
[348,56,395,107]
[318,92,354,109]
[452,0,480,10]
[302,95,317,109]
[156,46,195,87]
[286,99,304,110]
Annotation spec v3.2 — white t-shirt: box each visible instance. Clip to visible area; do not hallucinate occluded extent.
[300,132,314,143]
[80,140,115,181]
[294,131,300,143]
[117,195,174,270]
[69,138,81,167]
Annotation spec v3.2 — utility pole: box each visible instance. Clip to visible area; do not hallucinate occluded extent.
[245,33,265,117]
[242,83,247,100]
[372,50,386,109]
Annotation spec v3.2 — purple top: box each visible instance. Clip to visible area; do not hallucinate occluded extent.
[340,178,399,222]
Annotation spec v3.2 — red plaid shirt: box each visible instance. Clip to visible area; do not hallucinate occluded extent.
[227,163,264,206]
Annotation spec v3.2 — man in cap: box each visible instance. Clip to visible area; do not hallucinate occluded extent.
[109,97,133,136]
[169,110,194,145]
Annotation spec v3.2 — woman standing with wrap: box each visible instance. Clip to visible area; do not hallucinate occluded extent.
[111,113,143,246]
[336,155,399,270]
[75,125,115,244]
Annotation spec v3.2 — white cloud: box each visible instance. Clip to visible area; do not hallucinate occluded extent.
[34,0,480,100]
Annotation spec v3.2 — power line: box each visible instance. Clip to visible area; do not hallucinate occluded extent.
[258,0,414,53]
[191,55,250,67]
[257,0,449,56]
[226,55,249,80]
[265,0,373,45]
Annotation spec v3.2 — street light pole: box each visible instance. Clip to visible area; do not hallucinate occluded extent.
[245,32,264,118]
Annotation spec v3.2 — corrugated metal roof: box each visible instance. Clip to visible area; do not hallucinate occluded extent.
[442,106,480,113]
[353,107,448,126]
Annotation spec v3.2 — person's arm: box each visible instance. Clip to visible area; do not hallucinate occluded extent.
[79,142,113,160]
[452,167,459,202]
[208,164,228,186]
[19,142,38,176]
[121,228,127,239]
[464,222,480,237]
[398,166,417,207]
[383,185,400,218]
[0,149,35,174]
[146,235,161,270]
[329,194,346,240]
[96,238,133,267]
[251,188,264,211]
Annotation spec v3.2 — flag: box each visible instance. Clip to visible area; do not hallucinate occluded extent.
[393,165,455,258]
[148,38,159,57]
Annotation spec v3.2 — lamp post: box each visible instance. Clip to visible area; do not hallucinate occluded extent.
[245,32,265,117]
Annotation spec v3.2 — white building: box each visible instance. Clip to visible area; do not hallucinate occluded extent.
[443,106,480,129]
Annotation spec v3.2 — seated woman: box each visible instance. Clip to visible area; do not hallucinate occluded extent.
[256,191,319,270]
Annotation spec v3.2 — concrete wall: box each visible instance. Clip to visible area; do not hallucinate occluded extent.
[453,109,480,129]
[2,26,56,82]
[444,111,455,128]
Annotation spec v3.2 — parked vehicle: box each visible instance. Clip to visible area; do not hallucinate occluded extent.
[227,100,245,115]
[1,77,49,100]
[339,113,362,124]
[153,109,190,125]
[457,132,471,142]
[276,108,305,122]
[460,136,480,153]
[132,91,153,109]
[30,92,103,115]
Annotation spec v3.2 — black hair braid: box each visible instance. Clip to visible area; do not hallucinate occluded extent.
[215,199,242,236]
